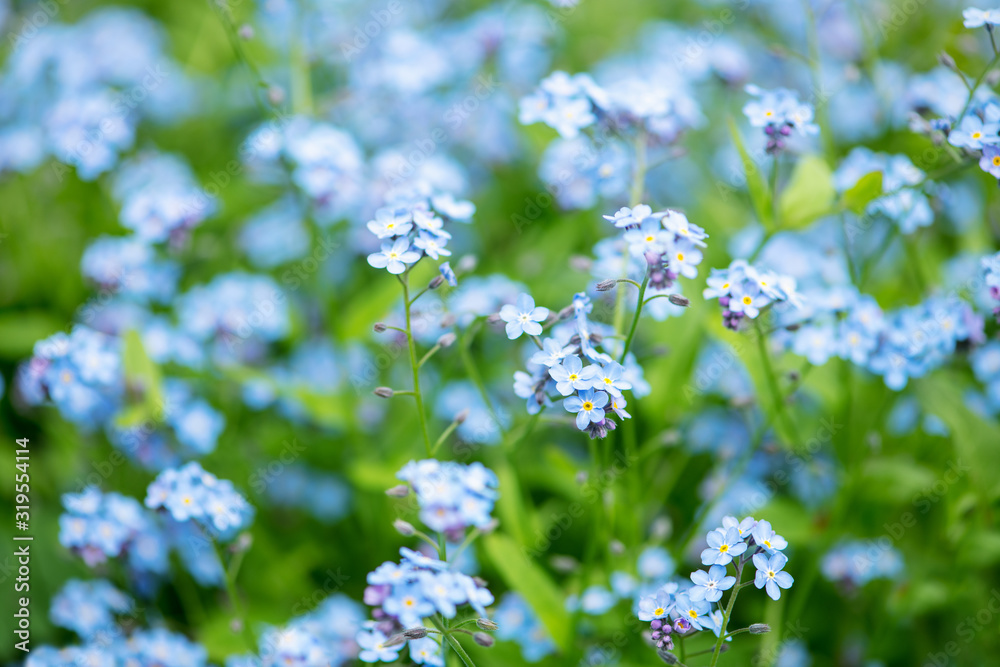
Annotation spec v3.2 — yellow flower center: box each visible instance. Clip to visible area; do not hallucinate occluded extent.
[767,570,776,579]
[568,373,578,381]
[582,401,594,411]
[742,296,752,305]
[992,156,1000,167]
[676,252,685,262]
[719,544,729,553]
[764,539,772,548]
[654,607,665,616]
[973,132,983,139]
[688,609,698,619]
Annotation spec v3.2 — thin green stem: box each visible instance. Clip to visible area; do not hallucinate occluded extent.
[432,418,461,455]
[619,271,650,363]
[290,10,313,115]
[709,563,744,667]
[754,321,798,447]
[614,132,648,335]
[956,50,1000,124]
[430,616,477,667]
[399,275,433,457]
[212,541,257,652]
[437,531,448,562]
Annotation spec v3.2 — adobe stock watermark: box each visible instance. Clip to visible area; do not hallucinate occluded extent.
[858,458,969,576]
[925,589,1000,666]
[340,1,403,62]
[248,438,307,494]
[6,0,71,51]
[381,74,500,187]
[521,450,636,560]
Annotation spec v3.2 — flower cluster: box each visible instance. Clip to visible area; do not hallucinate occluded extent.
[742,85,819,152]
[27,628,207,667]
[509,292,643,438]
[0,9,194,179]
[50,579,133,641]
[17,326,123,429]
[81,235,180,303]
[520,69,700,142]
[113,151,215,246]
[703,260,804,330]
[359,547,495,664]
[227,594,365,667]
[970,341,1000,415]
[59,486,168,573]
[821,540,903,589]
[493,593,557,662]
[396,459,499,539]
[246,117,366,223]
[985,251,1000,322]
[779,289,983,389]
[365,190,474,276]
[145,462,255,540]
[605,204,708,285]
[834,147,932,234]
[637,517,791,657]
[177,272,290,353]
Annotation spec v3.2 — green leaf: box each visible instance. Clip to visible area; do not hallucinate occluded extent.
[727,118,773,230]
[842,171,883,215]
[117,329,164,428]
[483,533,571,652]
[778,155,835,229]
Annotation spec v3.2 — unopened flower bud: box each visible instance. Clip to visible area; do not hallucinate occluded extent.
[938,52,956,70]
[550,555,579,572]
[437,332,457,348]
[230,618,244,633]
[267,86,285,105]
[668,294,690,307]
[473,632,494,647]
[596,279,617,291]
[570,255,593,272]
[238,24,255,40]
[749,623,771,635]
[393,519,415,536]
[374,387,394,398]
[480,518,499,534]
[383,633,407,647]
[657,649,679,664]
[454,408,470,424]
[233,532,253,553]
[386,484,410,498]
[472,576,489,588]
[457,255,477,273]
[440,313,457,327]
[988,69,1000,87]
[373,322,388,333]
[429,275,445,289]
[609,540,625,555]
[402,627,429,639]
[651,516,672,541]
[487,313,502,324]
[558,305,575,320]
[476,618,499,631]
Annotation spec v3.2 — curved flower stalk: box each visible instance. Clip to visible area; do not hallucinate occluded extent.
[358,459,500,666]
[503,204,706,438]
[366,190,477,457]
[636,516,792,666]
